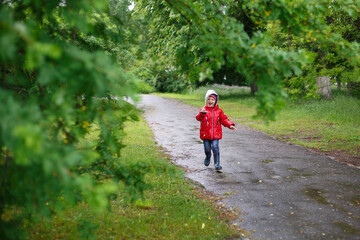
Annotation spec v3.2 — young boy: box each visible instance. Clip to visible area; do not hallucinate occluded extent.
[195,90,236,170]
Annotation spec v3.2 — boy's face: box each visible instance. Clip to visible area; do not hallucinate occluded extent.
[207,97,216,107]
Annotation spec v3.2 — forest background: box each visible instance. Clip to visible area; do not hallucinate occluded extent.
[0,0,359,239]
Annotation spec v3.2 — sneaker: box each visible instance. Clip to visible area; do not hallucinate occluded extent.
[215,166,222,171]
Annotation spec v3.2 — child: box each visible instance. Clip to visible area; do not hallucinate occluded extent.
[196,90,236,170]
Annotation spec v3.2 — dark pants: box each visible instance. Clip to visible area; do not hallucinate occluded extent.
[203,139,220,167]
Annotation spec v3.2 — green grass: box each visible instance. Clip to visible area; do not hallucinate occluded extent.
[156,85,360,158]
[27,117,243,239]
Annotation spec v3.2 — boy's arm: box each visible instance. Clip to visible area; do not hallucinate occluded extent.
[219,110,234,128]
[196,108,207,121]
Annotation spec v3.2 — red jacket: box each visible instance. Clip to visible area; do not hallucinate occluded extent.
[196,105,234,140]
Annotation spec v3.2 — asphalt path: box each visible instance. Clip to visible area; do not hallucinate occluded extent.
[138,94,360,240]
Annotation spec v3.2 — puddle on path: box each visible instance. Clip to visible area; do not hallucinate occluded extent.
[304,187,329,205]
[261,160,274,164]
[334,222,359,234]
[350,195,360,206]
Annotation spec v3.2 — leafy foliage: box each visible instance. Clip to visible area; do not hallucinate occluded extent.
[133,56,190,93]
[0,1,150,239]
[267,0,360,98]
[133,0,359,118]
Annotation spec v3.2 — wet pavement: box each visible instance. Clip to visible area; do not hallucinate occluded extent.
[138,95,360,240]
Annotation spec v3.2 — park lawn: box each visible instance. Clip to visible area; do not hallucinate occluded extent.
[27,117,244,239]
[156,86,360,164]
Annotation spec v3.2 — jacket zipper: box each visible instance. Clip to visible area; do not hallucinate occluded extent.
[211,108,214,140]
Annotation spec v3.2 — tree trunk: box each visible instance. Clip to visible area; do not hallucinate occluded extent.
[336,77,341,90]
[1,65,6,88]
[316,76,333,99]
[287,29,292,52]
[250,79,258,95]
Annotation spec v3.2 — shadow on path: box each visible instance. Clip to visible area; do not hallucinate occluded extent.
[138,95,360,240]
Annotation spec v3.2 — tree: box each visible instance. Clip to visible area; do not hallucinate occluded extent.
[0,1,150,239]
[266,0,360,98]
[134,0,360,117]
[133,0,305,119]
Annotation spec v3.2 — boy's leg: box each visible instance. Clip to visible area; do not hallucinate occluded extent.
[203,140,211,166]
[212,139,222,170]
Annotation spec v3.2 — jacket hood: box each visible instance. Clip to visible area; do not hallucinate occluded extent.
[205,90,219,106]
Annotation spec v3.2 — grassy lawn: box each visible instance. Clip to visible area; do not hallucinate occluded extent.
[27,117,243,239]
[156,85,360,165]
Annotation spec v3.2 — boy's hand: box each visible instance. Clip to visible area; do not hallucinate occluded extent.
[230,125,236,130]
[201,106,207,114]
